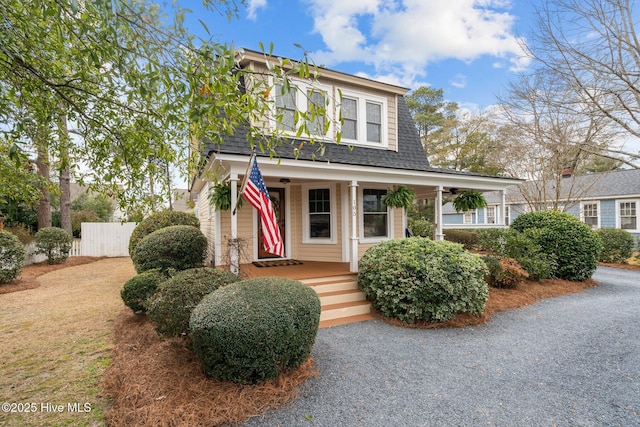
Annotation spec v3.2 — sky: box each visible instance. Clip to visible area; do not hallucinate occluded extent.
[183,0,540,111]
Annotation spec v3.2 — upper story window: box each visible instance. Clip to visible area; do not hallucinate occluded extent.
[273,80,331,138]
[339,89,388,148]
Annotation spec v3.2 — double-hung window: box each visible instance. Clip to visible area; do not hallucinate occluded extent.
[619,201,637,230]
[581,202,599,229]
[463,210,474,224]
[302,185,336,243]
[362,189,388,239]
[486,206,496,224]
[274,81,330,137]
[339,90,387,147]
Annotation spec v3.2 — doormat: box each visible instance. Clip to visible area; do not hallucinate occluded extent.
[252,260,303,268]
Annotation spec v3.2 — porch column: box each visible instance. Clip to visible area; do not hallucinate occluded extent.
[349,180,359,273]
[229,174,239,274]
[500,189,507,228]
[435,185,444,240]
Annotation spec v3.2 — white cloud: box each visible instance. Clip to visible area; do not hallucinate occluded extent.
[450,74,467,88]
[305,0,528,88]
[247,0,267,21]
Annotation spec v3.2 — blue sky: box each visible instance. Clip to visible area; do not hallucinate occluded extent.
[183,0,539,111]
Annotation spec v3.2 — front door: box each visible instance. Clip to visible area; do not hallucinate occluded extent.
[257,187,285,259]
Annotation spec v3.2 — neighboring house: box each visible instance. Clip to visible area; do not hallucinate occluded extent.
[172,189,192,213]
[443,168,640,238]
[190,49,521,272]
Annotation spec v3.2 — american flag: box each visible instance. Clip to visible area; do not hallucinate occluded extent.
[242,157,285,257]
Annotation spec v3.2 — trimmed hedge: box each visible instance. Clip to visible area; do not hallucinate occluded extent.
[0,230,26,284]
[190,277,321,384]
[129,210,199,255]
[34,227,73,264]
[511,211,602,281]
[358,238,488,323]
[596,228,634,264]
[147,268,240,337]
[131,225,208,274]
[120,270,166,313]
[443,229,479,250]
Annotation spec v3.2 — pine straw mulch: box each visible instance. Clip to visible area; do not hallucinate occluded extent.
[0,256,106,294]
[101,310,319,427]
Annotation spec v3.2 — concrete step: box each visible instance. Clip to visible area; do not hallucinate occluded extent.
[317,289,367,306]
[320,300,372,322]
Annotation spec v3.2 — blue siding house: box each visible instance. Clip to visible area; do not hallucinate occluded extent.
[443,169,640,238]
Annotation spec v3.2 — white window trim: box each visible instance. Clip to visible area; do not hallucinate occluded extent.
[580,200,601,229]
[302,183,337,244]
[359,186,394,243]
[463,209,476,225]
[270,78,334,141]
[337,88,388,149]
[485,205,497,225]
[616,198,640,232]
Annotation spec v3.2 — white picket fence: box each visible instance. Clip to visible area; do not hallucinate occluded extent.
[24,222,136,265]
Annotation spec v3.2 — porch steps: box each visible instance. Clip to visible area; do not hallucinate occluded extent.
[301,274,375,328]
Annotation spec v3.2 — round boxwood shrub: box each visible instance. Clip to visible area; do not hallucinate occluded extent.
[147,268,240,337]
[120,269,167,313]
[190,277,321,384]
[0,230,26,284]
[34,226,73,264]
[129,210,199,255]
[131,225,208,273]
[358,237,489,324]
[596,228,634,264]
[511,211,602,281]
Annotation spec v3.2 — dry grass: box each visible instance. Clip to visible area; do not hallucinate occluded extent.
[2,257,631,426]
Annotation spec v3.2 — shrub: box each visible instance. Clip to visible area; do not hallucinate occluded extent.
[596,228,634,264]
[443,229,479,250]
[71,210,100,238]
[34,227,73,264]
[504,229,556,281]
[147,268,240,337]
[0,230,26,284]
[131,225,208,274]
[129,210,199,255]
[358,238,488,324]
[477,228,509,254]
[120,270,167,313]
[482,255,529,288]
[511,211,601,281]
[407,217,434,238]
[190,277,321,384]
[5,225,34,244]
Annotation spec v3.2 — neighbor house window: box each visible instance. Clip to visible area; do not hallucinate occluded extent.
[339,90,387,147]
[619,201,637,230]
[362,189,388,238]
[486,206,496,224]
[463,210,474,224]
[581,202,599,229]
[504,205,510,226]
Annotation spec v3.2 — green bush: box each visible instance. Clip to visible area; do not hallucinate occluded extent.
[71,210,100,238]
[147,268,240,337]
[120,270,167,313]
[358,238,488,324]
[34,227,73,264]
[511,211,601,281]
[0,230,26,284]
[477,228,509,254]
[131,225,208,274]
[443,229,479,250]
[596,228,634,264]
[482,255,529,288]
[407,217,434,238]
[190,277,321,384]
[129,210,199,255]
[504,229,556,281]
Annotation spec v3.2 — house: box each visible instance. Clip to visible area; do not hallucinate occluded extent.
[190,49,522,273]
[442,168,640,238]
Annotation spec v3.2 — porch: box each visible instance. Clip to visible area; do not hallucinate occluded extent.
[230,261,374,328]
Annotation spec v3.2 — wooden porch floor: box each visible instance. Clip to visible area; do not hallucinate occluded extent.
[234,261,352,280]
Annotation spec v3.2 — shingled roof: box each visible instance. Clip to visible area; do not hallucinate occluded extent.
[204,96,437,171]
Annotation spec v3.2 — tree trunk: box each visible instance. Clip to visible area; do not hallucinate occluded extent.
[59,113,72,235]
[35,140,51,230]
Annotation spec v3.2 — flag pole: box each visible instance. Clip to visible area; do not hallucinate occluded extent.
[232,149,256,216]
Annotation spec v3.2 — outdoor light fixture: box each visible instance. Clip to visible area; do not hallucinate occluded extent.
[279,178,291,184]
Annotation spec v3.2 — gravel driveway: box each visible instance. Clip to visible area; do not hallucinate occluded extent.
[244,267,640,426]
